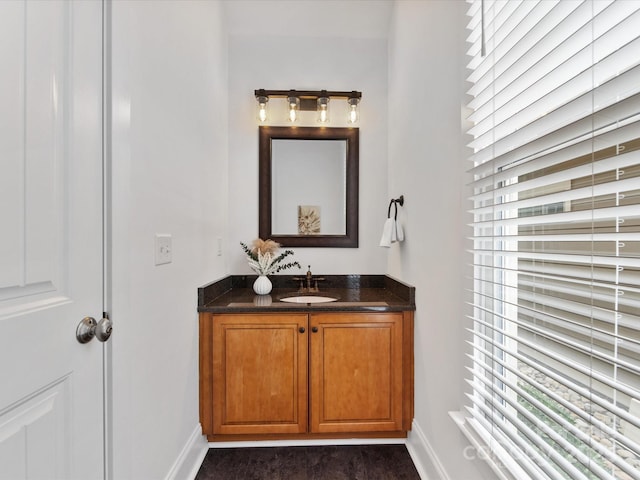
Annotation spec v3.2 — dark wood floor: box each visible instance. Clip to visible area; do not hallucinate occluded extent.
[195,444,421,480]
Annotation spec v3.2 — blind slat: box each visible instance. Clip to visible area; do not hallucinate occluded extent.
[470,250,640,269]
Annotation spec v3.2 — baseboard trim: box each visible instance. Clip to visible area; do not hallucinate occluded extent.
[164,424,209,480]
[207,437,406,449]
[405,420,450,480]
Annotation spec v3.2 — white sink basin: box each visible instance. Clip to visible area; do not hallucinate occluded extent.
[279,295,338,304]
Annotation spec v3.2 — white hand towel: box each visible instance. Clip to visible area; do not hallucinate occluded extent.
[395,220,404,242]
[391,219,398,242]
[379,218,394,247]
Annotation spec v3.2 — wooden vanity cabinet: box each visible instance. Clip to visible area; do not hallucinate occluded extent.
[199,311,414,440]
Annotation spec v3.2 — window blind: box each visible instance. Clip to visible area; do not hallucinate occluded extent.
[465,1,640,479]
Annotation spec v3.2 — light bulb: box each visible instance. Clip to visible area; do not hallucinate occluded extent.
[287,95,299,123]
[347,96,360,124]
[258,101,268,122]
[255,91,269,123]
[317,95,329,124]
[348,105,358,123]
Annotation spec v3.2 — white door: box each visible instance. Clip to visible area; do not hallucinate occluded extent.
[0,1,106,479]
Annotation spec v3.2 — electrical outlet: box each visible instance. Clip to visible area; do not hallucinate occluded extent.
[155,234,172,265]
[217,237,223,256]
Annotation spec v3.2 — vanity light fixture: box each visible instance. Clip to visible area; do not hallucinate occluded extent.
[254,89,362,125]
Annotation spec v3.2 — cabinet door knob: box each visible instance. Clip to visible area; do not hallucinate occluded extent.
[312,326,318,333]
[299,327,306,333]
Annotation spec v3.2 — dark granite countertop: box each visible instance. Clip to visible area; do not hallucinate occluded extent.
[198,275,415,313]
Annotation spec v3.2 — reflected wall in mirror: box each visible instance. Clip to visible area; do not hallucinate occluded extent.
[259,126,359,247]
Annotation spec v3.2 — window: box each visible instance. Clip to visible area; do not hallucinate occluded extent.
[465,1,640,479]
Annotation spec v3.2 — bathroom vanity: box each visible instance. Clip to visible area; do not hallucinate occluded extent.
[198,275,415,441]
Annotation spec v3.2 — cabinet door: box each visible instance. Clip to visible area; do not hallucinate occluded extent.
[212,314,308,435]
[310,312,404,433]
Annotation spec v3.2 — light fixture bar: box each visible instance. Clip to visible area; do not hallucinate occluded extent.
[255,89,361,110]
[255,89,361,99]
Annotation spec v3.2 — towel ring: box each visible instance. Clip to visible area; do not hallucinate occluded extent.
[387,195,404,220]
[387,199,395,218]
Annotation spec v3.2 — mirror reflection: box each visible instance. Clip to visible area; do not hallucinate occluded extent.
[271,139,346,235]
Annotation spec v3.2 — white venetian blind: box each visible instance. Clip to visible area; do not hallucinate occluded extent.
[465,1,640,479]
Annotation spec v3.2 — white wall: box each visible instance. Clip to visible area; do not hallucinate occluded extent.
[109,1,227,478]
[387,2,495,479]
[227,35,388,275]
[105,2,499,478]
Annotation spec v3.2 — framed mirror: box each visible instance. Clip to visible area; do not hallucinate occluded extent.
[259,126,359,247]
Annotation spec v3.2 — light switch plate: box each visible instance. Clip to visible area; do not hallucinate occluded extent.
[155,234,172,265]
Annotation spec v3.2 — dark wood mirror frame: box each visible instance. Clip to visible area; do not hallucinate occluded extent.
[259,126,359,248]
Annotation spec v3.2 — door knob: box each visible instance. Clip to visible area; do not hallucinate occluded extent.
[76,317,97,343]
[96,316,113,342]
[76,315,113,344]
